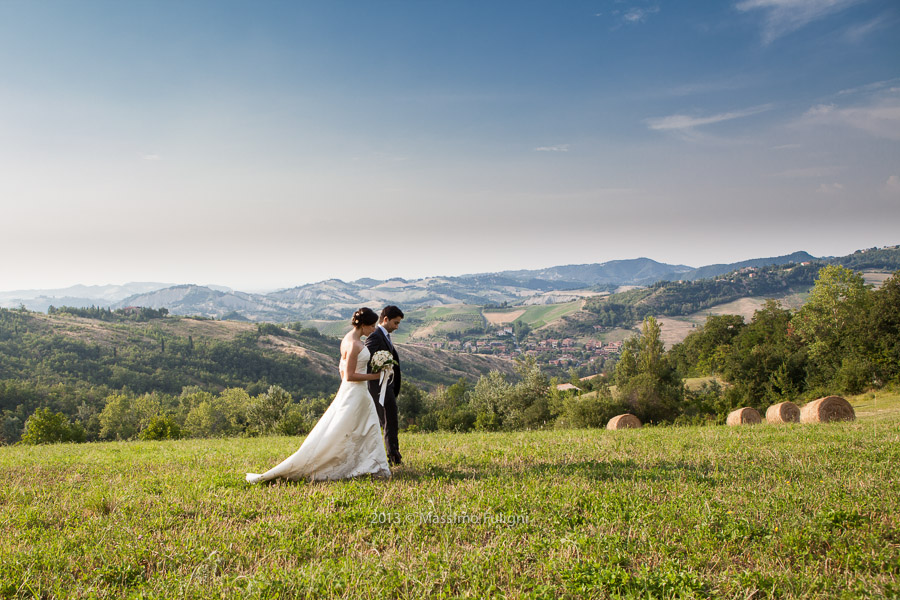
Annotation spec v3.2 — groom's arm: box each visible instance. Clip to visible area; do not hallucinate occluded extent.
[364,330,388,396]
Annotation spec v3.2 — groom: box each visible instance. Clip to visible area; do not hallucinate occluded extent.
[366,305,404,465]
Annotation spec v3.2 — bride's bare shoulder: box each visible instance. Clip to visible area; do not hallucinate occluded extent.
[340,334,365,356]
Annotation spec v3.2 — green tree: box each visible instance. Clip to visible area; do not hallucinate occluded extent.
[397,381,426,431]
[469,371,512,431]
[723,300,806,407]
[555,386,625,429]
[21,408,85,444]
[791,266,873,391]
[418,380,476,433]
[182,388,251,437]
[503,356,551,429]
[139,414,182,440]
[246,385,293,435]
[669,314,745,377]
[869,271,900,384]
[99,393,161,440]
[275,405,309,436]
[513,320,532,343]
[614,316,683,423]
[1,413,23,445]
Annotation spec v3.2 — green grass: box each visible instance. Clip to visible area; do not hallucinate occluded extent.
[2,415,899,598]
[304,320,352,338]
[848,389,900,418]
[416,306,483,320]
[683,376,727,391]
[517,301,583,329]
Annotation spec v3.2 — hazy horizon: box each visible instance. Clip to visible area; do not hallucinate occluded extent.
[0,245,888,296]
[2,1,898,292]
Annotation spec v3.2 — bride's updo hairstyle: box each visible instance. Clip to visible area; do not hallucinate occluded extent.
[351,307,378,329]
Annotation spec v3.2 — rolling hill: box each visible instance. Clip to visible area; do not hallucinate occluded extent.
[0,309,515,411]
[2,246,897,322]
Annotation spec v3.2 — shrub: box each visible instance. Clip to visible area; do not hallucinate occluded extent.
[139,414,183,441]
[246,385,293,435]
[276,405,310,437]
[21,408,85,445]
[618,373,681,424]
[556,391,626,429]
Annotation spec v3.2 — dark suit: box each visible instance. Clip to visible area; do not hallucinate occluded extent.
[366,326,402,464]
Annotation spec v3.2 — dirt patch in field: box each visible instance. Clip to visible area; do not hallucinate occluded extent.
[682,292,809,328]
[862,271,892,289]
[484,310,526,325]
[161,318,255,341]
[655,317,700,349]
[398,343,516,383]
[259,335,335,376]
[409,322,441,340]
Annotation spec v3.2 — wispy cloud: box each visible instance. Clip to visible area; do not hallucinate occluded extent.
[776,165,843,178]
[605,3,660,28]
[736,0,867,44]
[667,76,756,98]
[817,182,845,194]
[622,6,660,23]
[799,90,900,140]
[836,78,900,97]
[534,145,569,152]
[843,14,891,43]
[646,104,774,132]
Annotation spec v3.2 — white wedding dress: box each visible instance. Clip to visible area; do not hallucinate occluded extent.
[246,346,391,483]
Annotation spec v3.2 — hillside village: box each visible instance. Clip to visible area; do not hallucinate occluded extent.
[409,330,625,374]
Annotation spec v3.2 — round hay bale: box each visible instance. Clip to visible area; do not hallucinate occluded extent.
[726,407,762,426]
[800,396,855,423]
[766,401,801,424]
[606,414,642,430]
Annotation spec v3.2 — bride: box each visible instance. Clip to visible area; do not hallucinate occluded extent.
[246,307,391,483]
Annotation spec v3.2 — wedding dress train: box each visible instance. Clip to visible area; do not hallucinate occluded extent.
[246,346,390,483]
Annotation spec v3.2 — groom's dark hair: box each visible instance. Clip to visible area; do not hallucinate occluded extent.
[380,306,404,321]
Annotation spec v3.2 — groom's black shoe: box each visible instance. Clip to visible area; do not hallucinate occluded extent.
[388,454,402,466]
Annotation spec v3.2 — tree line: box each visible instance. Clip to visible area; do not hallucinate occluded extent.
[0,311,338,443]
[4,265,898,443]
[47,305,170,322]
[395,265,900,431]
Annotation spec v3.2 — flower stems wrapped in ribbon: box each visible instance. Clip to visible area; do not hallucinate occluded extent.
[370,350,398,406]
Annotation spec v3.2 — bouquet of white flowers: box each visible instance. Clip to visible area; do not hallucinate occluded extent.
[370,350,397,406]
[370,350,397,373]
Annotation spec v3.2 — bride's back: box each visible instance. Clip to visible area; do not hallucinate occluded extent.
[339,336,370,380]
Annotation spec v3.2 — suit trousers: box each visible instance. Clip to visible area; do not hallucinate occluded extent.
[374,387,402,463]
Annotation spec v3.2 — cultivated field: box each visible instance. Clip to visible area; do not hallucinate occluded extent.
[2,393,898,598]
[516,301,583,329]
[653,292,811,349]
[483,309,527,325]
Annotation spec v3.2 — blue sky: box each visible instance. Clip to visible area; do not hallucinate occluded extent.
[1,0,898,291]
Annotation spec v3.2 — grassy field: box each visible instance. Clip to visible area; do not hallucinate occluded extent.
[304,319,352,338]
[517,301,583,329]
[2,401,899,598]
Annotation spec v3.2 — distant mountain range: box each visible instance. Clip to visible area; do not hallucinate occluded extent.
[2,248,896,321]
[478,251,817,287]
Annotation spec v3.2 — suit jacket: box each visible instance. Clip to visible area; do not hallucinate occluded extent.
[365,327,401,398]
